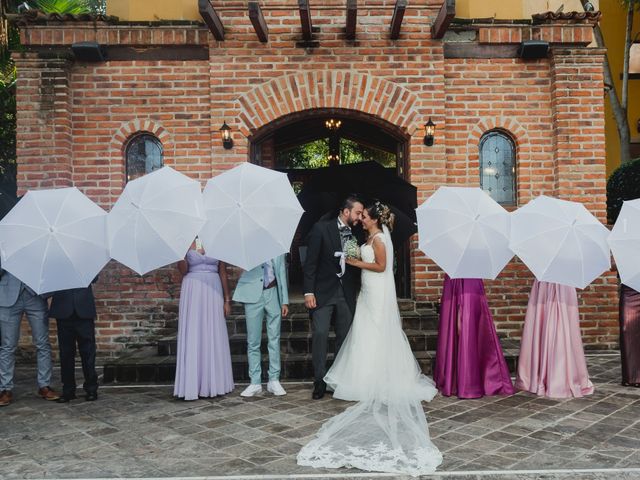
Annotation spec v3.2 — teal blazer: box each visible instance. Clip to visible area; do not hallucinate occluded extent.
[232,255,289,305]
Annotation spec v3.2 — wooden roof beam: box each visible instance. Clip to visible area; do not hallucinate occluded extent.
[390,0,407,40]
[346,0,357,40]
[248,1,269,43]
[431,0,455,39]
[298,0,313,41]
[198,0,224,41]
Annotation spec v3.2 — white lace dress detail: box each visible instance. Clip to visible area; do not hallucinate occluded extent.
[297,227,443,476]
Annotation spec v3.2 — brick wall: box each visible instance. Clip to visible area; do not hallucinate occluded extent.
[13,3,618,355]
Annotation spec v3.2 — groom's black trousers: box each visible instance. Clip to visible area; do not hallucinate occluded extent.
[311,287,353,381]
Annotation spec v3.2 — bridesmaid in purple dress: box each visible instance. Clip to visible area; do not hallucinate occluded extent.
[620,284,640,387]
[174,242,234,400]
[434,275,514,398]
[515,280,593,398]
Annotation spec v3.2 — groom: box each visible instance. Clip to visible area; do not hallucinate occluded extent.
[303,195,364,399]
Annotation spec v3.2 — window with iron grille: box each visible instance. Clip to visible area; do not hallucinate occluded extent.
[479,130,516,205]
[125,133,163,182]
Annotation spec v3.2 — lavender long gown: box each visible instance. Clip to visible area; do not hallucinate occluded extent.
[174,250,234,400]
[434,275,514,398]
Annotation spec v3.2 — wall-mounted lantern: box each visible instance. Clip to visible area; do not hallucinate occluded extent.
[220,121,233,149]
[423,117,435,147]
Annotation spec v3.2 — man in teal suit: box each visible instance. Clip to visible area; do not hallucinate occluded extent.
[233,254,289,397]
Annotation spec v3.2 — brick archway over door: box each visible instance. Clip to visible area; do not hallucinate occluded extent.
[234,71,421,138]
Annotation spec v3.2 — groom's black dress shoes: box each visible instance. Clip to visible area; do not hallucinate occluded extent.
[312,380,326,400]
[56,394,77,403]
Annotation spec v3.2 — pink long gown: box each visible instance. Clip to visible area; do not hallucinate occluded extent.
[515,280,594,398]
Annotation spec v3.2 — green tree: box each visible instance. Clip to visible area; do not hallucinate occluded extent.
[277,138,396,169]
[277,139,331,169]
[607,157,640,223]
[0,0,18,196]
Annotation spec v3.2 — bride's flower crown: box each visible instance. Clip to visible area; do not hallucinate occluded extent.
[372,201,395,232]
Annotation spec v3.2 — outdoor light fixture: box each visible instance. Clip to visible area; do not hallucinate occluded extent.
[219,121,233,149]
[71,42,107,62]
[423,117,435,146]
[327,153,340,164]
[325,118,342,131]
[517,40,549,59]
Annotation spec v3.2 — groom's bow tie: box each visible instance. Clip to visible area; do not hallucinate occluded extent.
[338,225,351,236]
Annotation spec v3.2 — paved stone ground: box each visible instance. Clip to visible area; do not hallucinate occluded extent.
[1,354,640,479]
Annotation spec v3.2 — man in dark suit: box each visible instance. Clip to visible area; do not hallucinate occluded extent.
[49,282,99,403]
[303,195,364,399]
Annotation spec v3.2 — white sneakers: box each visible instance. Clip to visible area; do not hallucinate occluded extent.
[241,381,287,397]
[240,384,262,397]
[267,380,287,396]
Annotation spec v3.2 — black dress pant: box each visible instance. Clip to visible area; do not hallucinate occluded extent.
[311,287,353,381]
[56,314,98,396]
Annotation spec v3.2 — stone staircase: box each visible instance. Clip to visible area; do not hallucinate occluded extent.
[102,300,520,384]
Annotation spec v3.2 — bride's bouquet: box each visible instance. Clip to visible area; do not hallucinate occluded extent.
[343,237,361,260]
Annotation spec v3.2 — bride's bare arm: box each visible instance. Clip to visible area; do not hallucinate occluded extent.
[345,236,386,272]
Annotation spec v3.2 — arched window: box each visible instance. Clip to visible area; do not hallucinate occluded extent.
[479,130,516,205]
[125,133,163,182]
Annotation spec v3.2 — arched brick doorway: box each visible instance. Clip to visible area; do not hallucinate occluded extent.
[249,108,412,298]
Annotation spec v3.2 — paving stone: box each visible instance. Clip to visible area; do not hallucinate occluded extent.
[2,356,640,479]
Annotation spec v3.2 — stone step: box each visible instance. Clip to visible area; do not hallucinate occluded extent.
[226,298,419,316]
[223,309,439,335]
[103,341,521,384]
[159,310,440,355]
[103,300,446,384]
[157,329,441,356]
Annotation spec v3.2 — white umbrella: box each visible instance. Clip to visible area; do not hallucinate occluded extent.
[199,162,304,271]
[608,198,640,291]
[416,186,513,279]
[108,166,205,275]
[510,195,610,289]
[0,187,109,294]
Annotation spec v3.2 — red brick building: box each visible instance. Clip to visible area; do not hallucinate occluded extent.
[12,2,618,362]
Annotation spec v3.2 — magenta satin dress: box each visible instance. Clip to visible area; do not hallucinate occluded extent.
[516,280,593,398]
[173,250,234,400]
[434,275,514,398]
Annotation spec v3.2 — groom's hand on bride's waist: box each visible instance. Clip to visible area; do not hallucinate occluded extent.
[304,293,317,309]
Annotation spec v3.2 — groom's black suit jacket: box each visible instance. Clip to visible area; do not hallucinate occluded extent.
[303,219,362,315]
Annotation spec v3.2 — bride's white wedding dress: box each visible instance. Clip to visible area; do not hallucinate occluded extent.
[297,227,442,476]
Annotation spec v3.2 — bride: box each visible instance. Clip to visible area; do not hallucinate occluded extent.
[297,201,442,476]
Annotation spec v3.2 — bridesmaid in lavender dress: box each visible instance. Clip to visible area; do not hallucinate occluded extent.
[515,280,593,398]
[434,275,514,398]
[173,240,234,400]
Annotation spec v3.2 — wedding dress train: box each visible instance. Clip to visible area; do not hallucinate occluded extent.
[297,227,442,476]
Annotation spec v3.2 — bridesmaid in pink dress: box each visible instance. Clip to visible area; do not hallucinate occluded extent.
[173,242,234,400]
[515,280,593,398]
[434,275,514,398]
